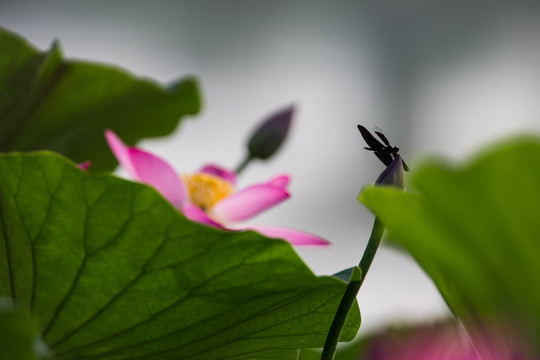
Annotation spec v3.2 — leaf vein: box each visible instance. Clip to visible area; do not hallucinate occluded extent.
[68,288,319,360]
[54,241,272,357]
[30,163,66,311]
[48,189,140,346]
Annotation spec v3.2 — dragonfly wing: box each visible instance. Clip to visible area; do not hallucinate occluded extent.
[357,124,384,150]
[373,127,391,146]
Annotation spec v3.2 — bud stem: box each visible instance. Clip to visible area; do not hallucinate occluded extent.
[235,154,255,175]
[320,217,385,360]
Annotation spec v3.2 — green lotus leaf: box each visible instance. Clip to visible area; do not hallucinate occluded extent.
[360,138,540,344]
[0,299,42,360]
[0,28,201,171]
[0,152,359,360]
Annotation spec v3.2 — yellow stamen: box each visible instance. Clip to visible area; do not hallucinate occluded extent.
[183,173,234,211]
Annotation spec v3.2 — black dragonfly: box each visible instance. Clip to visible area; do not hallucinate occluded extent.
[357,124,409,172]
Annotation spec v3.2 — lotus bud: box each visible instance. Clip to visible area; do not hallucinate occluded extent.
[247,105,294,160]
[375,155,405,190]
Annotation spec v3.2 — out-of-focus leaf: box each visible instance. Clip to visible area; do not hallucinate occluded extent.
[0,28,201,171]
[0,299,39,360]
[359,138,540,344]
[0,152,359,360]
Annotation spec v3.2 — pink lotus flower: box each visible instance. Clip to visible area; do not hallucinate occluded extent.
[368,320,535,360]
[105,130,328,246]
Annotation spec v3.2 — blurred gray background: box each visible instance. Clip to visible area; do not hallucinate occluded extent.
[2,0,540,336]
